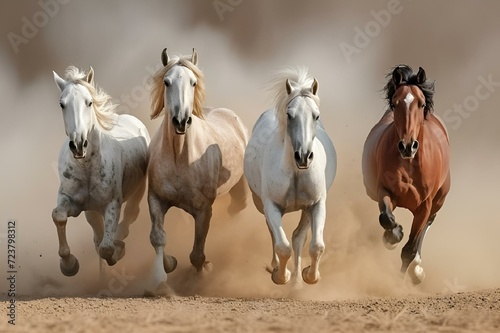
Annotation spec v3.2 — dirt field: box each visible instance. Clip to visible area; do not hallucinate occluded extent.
[2,288,499,332]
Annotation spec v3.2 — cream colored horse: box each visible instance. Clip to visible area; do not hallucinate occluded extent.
[147,49,248,292]
[52,66,149,276]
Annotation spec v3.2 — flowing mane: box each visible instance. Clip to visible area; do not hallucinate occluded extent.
[63,66,117,130]
[383,64,435,117]
[150,55,206,120]
[268,67,320,127]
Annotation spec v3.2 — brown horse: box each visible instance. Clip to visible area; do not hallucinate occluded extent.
[362,65,451,284]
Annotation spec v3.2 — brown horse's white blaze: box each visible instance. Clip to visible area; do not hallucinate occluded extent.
[362,65,451,284]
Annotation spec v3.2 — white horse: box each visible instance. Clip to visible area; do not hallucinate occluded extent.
[52,66,150,276]
[147,49,248,292]
[244,67,336,287]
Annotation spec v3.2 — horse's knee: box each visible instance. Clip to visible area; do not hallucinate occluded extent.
[150,228,166,248]
[309,242,325,258]
[52,207,68,224]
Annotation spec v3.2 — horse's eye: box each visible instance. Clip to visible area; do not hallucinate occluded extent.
[422,104,426,109]
[88,101,93,107]
[59,102,64,109]
[286,113,292,120]
[315,115,320,121]
[164,80,170,87]
[192,81,197,87]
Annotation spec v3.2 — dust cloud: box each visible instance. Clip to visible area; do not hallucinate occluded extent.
[1,1,500,301]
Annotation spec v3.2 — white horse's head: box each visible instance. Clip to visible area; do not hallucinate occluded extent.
[284,78,320,169]
[53,67,96,159]
[161,48,202,134]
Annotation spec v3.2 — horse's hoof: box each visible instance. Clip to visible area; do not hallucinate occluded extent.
[379,212,396,229]
[407,254,425,284]
[302,266,320,285]
[271,268,290,285]
[203,261,213,272]
[113,240,126,262]
[60,254,80,277]
[383,225,403,249]
[163,255,177,273]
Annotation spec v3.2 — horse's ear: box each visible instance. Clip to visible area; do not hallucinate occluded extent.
[416,67,426,84]
[392,67,404,86]
[311,78,319,95]
[191,48,198,66]
[53,71,66,92]
[285,79,292,95]
[85,66,94,85]
[161,48,169,66]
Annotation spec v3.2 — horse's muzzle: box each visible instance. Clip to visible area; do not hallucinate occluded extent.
[172,116,192,135]
[69,139,88,159]
[294,150,314,169]
[398,139,418,159]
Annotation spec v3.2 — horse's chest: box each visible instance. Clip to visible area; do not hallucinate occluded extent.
[383,167,427,207]
[270,173,321,209]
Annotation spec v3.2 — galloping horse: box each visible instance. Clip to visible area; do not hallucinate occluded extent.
[362,65,450,284]
[52,66,150,276]
[147,49,248,291]
[244,67,337,287]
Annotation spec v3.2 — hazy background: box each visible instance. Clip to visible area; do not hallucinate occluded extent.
[1,0,500,300]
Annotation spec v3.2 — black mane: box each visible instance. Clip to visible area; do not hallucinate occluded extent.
[383,65,435,117]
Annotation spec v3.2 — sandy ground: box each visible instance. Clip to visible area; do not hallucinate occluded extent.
[1,288,499,332]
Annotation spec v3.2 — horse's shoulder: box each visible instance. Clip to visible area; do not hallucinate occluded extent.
[427,114,450,142]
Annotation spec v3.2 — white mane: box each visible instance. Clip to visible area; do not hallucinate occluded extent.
[63,66,117,130]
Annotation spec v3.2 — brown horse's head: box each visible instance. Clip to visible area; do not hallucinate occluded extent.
[385,65,435,159]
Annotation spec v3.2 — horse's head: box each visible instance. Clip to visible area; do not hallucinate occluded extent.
[161,48,202,135]
[53,67,96,159]
[284,78,320,169]
[387,65,434,159]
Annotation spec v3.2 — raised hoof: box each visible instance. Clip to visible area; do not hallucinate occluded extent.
[163,255,178,274]
[379,212,396,229]
[203,261,213,272]
[271,267,290,285]
[382,225,403,249]
[113,240,126,262]
[60,254,80,277]
[302,266,320,285]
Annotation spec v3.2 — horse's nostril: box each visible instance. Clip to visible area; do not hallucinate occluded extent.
[83,140,88,148]
[308,151,314,161]
[398,141,405,152]
[187,117,192,125]
[172,117,180,126]
[412,140,419,150]
[69,141,77,151]
[294,151,301,162]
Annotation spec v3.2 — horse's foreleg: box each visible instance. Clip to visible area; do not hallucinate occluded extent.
[378,189,403,249]
[116,179,146,241]
[228,175,249,216]
[401,203,432,284]
[190,206,213,272]
[291,211,310,288]
[52,194,80,276]
[147,192,176,294]
[85,210,106,282]
[100,200,121,266]
[302,200,326,285]
[264,202,290,285]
